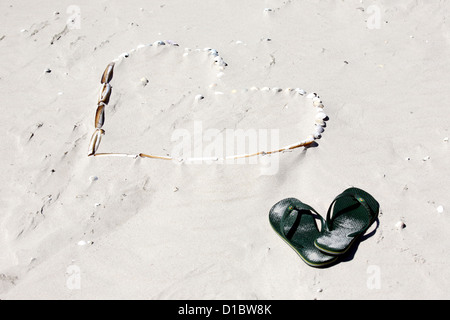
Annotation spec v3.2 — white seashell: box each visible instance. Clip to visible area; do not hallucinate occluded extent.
[88,129,105,156]
[213,56,227,67]
[314,125,324,134]
[261,87,270,91]
[250,86,259,91]
[306,92,317,99]
[316,112,327,120]
[183,52,189,57]
[437,205,444,213]
[295,88,306,95]
[140,77,149,86]
[136,44,147,50]
[194,94,204,101]
[216,72,225,78]
[315,119,325,126]
[395,220,406,230]
[77,240,87,246]
[208,49,219,56]
[444,137,449,142]
[312,97,323,107]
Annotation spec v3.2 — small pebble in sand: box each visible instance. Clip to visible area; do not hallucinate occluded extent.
[395,220,406,230]
[317,288,323,293]
[264,8,273,13]
[437,205,444,213]
[44,68,52,73]
[173,187,179,192]
[422,156,430,161]
[89,176,98,182]
[405,157,411,161]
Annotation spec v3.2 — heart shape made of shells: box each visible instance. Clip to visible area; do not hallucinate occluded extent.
[88,40,328,162]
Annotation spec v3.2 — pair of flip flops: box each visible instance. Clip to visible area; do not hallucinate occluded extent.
[269,187,380,268]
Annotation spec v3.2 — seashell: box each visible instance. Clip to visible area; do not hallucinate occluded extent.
[98,83,112,104]
[315,112,327,120]
[88,129,105,156]
[295,88,306,95]
[444,137,449,142]
[89,176,98,182]
[136,44,147,50]
[315,118,325,126]
[261,87,270,91]
[194,94,204,101]
[95,103,106,128]
[77,240,87,246]
[140,77,149,86]
[250,86,259,91]
[213,56,227,67]
[165,40,179,46]
[207,49,219,56]
[395,220,406,230]
[437,205,444,213]
[306,92,317,99]
[312,97,323,107]
[314,125,324,134]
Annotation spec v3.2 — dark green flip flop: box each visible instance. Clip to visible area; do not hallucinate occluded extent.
[269,198,338,268]
[314,187,380,255]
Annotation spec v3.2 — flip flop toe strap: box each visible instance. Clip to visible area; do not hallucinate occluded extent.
[325,189,376,235]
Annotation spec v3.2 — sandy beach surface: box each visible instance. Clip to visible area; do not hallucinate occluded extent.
[0,0,449,300]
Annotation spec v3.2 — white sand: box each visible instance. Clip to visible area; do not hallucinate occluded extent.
[1,0,449,299]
